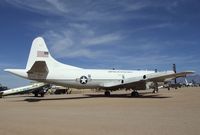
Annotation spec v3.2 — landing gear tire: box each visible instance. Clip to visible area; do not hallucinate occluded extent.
[34,93,38,97]
[40,93,44,97]
[153,90,158,93]
[105,91,111,97]
[131,91,139,97]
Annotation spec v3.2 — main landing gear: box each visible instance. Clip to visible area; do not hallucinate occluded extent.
[104,90,140,97]
[34,93,38,97]
[131,90,139,97]
[104,90,111,97]
[153,82,159,93]
[34,93,44,97]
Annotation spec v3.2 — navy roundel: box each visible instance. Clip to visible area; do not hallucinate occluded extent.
[80,76,88,84]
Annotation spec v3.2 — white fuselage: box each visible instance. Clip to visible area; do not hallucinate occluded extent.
[35,68,155,89]
[5,67,156,90]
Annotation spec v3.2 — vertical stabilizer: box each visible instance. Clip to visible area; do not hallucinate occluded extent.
[26,37,80,71]
[26,37,51,70]
[5,37,81,79]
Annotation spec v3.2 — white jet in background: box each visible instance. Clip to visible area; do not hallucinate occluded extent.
[0,82,50,98]
[5,37,194,96]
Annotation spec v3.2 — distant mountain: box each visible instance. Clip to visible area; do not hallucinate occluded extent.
[176,74,200,84]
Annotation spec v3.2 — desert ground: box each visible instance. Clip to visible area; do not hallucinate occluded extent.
[0,87,200,135]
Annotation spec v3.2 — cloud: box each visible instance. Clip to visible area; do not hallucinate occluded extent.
[3,0,199,73]
[5,0,180,21]
[5,0,68,15]
[43,27,123,58]
[81,33,122,46]
[92,49,199,71]
[132,23,173,33]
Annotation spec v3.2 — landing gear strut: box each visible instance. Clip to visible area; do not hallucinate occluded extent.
[34,93,38,97]
[40,93,44,97]
[131,90,139,97]
[153,82,159,93]
[104,91,111,97]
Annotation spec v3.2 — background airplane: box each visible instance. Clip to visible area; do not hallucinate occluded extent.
[5,37,194,97]
[185,78,193,87]
[0,82,50,98]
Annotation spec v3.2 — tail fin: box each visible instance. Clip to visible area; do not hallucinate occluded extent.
[26,37,52,70]
[5,37,80,79]
[26,37,80,71]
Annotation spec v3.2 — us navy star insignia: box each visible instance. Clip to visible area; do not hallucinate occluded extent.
[80,76,88,84]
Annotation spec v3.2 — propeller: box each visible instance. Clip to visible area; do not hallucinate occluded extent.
[173,64,177,89]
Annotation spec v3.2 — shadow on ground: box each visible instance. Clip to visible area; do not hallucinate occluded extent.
[24,96,91,102]
[86,93,171,99]
[23,92,171,102]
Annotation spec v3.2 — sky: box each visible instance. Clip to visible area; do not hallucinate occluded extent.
[0,0,199,88]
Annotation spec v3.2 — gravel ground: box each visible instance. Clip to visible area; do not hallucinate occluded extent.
[0,87,200,135]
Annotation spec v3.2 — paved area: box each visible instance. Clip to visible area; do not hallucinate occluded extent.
[0,87,200,135]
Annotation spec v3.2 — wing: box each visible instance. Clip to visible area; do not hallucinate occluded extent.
[101,71,194,90]
[144,71,194,82]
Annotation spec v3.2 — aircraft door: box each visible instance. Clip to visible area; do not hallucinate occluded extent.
[121,75,125,84]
